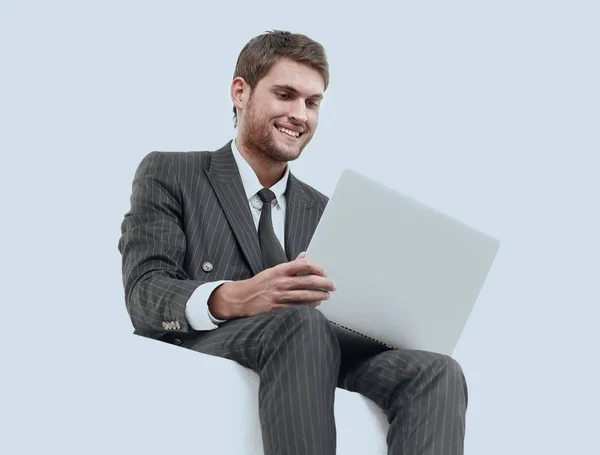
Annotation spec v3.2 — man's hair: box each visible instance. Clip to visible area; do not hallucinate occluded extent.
[232,30,329,127]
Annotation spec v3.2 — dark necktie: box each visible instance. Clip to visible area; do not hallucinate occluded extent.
[257,188,288,269]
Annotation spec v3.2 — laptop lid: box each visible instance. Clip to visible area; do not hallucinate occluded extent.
[306,169,500,355]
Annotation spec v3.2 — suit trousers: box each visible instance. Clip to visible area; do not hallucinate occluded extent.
[180,305,468,455]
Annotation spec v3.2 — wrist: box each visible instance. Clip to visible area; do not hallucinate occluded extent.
[208,281,243,320]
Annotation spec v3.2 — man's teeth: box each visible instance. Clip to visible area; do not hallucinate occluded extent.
[277,127,300,138]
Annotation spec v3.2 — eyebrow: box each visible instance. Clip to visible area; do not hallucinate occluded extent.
[272,84,324,100]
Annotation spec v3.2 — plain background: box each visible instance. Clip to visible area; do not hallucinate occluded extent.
[1,0,598,453]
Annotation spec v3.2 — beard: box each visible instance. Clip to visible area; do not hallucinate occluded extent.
[241,96,312,164]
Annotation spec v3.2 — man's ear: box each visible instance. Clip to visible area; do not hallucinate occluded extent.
[231,77,248,113]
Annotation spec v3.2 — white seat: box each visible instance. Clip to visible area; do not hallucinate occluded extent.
[181,346,390,454]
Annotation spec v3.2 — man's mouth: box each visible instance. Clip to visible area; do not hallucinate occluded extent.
[275,125,302,139]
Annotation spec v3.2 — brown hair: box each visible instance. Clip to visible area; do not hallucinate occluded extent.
[232,30,329,127]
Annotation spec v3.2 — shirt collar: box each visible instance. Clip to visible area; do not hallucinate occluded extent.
[231,138,289,210]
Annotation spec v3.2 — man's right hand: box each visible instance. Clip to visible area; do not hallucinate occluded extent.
[208,252,336,320]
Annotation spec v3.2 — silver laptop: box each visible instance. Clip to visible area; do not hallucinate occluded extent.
[305,169,500,356]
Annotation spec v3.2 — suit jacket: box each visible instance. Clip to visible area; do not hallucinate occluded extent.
[118,140,329,341]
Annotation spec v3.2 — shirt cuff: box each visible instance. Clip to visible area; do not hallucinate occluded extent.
[185,280,231,331]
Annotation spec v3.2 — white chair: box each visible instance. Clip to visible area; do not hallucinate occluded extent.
[186,347,390,454]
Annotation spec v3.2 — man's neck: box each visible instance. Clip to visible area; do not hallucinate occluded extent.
[235,139,288,189]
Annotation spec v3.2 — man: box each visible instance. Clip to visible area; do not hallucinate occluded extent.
[118,30,468,455]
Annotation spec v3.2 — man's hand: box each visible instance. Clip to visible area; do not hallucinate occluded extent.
[208,252,336,320]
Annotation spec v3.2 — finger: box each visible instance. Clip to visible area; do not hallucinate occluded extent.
[283,275,336,292]
[284,257,327,278]
[310,301,322,307]
[296,251,306,259]
[278,289,331,304]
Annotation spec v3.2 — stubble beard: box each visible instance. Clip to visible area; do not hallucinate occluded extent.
[242,98,310,165]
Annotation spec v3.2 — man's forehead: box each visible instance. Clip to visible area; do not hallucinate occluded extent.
[260,59,325,96]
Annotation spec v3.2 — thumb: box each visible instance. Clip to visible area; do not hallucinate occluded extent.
[296,251,307,260]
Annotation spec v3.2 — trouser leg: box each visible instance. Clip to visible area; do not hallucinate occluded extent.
[181,305,341,455]
[339,349,468,455]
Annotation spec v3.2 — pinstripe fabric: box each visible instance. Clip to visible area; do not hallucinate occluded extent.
[181,305,340,455]
[339,349,468,454]
[118,140,327,338]
[118,140,468,454]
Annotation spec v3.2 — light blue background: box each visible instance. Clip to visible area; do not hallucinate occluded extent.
[2,1,598,453]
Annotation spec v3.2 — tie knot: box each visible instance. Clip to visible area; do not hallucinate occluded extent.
[257,188,276,204]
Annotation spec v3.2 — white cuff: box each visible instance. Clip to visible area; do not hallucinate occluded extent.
[185,280,231,330]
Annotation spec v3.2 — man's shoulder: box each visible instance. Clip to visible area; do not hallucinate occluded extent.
[291,174,329,207]
[136,143,230,177]
[140,149,213,167]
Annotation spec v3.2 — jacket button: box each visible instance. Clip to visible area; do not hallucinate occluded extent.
[202,262,214,272]
[172,338,182,346]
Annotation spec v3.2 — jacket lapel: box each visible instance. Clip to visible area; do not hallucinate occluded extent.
[204,142,264,275]
[284,173,318,261]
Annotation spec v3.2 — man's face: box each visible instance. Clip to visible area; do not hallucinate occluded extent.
[237,58,325,163]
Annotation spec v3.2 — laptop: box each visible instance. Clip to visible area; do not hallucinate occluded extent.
[305,168,500,356]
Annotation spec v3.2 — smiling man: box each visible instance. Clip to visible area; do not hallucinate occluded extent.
[118,30,468,455]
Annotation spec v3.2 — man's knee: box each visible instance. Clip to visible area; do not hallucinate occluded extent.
[266,305,339,351]
[435,354,464,377]
[424,353,468,406]
[387,351,467,401]
[275,304,331,328]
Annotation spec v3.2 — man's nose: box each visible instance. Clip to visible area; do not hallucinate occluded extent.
[289,100,308,123]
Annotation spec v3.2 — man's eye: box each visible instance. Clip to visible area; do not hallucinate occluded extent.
[278,93,289,99]
[307,101,319,108]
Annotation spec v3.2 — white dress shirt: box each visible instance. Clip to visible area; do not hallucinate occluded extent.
[184,138,290,330]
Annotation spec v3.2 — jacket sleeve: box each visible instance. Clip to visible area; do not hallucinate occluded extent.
[118,151,205,334]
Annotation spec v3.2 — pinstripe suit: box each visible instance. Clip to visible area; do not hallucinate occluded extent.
[118,140,468,454]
